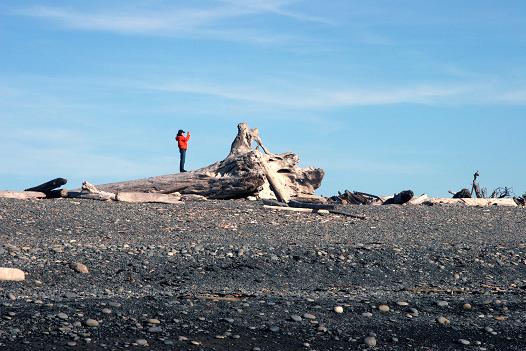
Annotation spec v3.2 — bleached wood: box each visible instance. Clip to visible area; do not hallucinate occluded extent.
[0,191,46,200]
[116,192,182,204]
[96,123,324,200]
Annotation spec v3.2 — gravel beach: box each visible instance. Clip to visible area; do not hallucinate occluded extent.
[1,198,525,350]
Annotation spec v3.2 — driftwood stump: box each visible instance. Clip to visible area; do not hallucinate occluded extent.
[96,123,324,200]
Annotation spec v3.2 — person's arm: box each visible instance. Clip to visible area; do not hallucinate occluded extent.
[186,131,191,141]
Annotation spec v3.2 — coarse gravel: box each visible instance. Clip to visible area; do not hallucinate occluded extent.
[0,198,525,350]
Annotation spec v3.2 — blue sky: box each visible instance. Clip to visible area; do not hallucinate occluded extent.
[1,0,525,197]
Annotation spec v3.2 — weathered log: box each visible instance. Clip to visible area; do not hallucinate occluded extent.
[95,123,324,200]
[450,188,471,199]
[46,189,69,199]
[116,192,182,204]
[66,192,113,201]
[471,171,484,198]
[288,200,335,210]
[25,178,67,193]
[383,190,414,205]
[0,191,46,200]
[424,198,518,207]
[407,194,430,205]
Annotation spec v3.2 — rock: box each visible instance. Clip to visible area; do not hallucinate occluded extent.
[437,301,449,307]
[269,326,280,332]
[290,315,302,322]
[85,319,99,327]
[303,313,316,320]
[148,326,162,333]
[436,316,450,325]
[463,303,472,310]
[362,312,373,317]
[136,339,148,346]
[396,301,409,306]
[147,318,160,325]
[69,262,89,274]
[7,293,16,300]
[67,341,77,347]
[57,313,69,320]
[0,268,26,281]
[378,304,390,312]
[102,308,112,314]
[364,336,377,347]
[334,306,344,314]
[458,339,470,345]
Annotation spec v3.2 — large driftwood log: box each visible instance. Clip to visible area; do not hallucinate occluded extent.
[96,123,324,200]
[0,191,46,200]
[25,178,67,193]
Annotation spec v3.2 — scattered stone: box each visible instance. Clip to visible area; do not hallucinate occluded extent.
[0,268,25,281]
[396,301,409,306]
[378,304,390,312]
[69,262,89,274]
[458,339,470,345]
[290,315,302,322]
[303,313,316,320]
[437,301,449,307]
[102,308,112,314]
[362,312,373,317]
[463,303,472,310]
[436,316,450,325]
[57,312,69,320]
[334,306,344,314]
[147,318,160,325]
[364,336,377,347]
[85,319,99,328]
[136,339,148,346]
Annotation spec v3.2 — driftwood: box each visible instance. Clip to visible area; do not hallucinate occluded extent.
[25,178,67,193]
[116,192,182,204]
[95,123,324,200]
[449,188,471,199]
[68,182,184,204]
[0,191,46,200]
[424,198,518,207]
[330,191,380,205]
[471,171,484,198]
[383,190,414,205]
[263,205,367,219]
[288,200,335,210]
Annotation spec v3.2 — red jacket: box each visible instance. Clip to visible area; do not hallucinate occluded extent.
[176,132,190,150]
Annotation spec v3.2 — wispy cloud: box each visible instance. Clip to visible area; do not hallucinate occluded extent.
[13,1,331,43]
[147,80,472,108]
[497,90,526,105]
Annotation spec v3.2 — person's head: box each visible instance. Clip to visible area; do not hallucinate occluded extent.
[177,129,185,136]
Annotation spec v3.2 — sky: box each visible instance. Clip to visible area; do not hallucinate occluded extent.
[1,0,525,197]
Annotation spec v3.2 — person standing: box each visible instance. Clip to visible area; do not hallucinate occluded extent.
[175,129,190,172]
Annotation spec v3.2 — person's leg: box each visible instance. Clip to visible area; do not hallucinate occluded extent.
[179,149,186,172]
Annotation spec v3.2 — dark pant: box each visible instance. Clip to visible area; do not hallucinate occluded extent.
[179,149,186,172]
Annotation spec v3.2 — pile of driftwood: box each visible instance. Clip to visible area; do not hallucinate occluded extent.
[0,123,325,205]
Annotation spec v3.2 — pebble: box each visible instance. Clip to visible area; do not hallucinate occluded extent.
[364,336,377,347]
[102,308,112,314]
[57,312,69,320]
[303,313,316,320]
[436,316,450,325]
[269,326,280,332]
[437,301,449,307]
[85,319,99,327]
[136,339,148,346]
[458,339,470,345]
[396,301,409,306]
[67,341,77,347]
[362,312,373,317]
[378,304,390,312]
[147,318,160,325]
[463,303,472,310]
[69,262,89,274]
[290,315,302,322]
[334,306,344,314]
